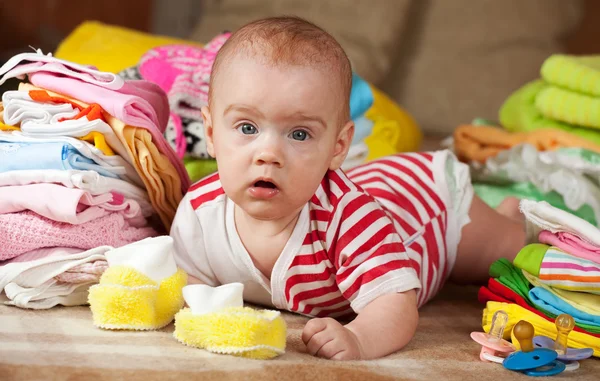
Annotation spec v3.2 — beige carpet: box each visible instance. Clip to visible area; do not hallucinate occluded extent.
[0,284,598,381]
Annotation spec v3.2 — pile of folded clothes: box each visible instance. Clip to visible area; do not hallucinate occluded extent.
[0,50,189,309]
[450,54,600,227]
[478,199,600,357]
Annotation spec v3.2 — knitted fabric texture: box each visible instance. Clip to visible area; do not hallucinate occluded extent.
[0,211,157,260]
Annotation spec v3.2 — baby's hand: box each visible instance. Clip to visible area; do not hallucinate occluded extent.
[301,317,364,360]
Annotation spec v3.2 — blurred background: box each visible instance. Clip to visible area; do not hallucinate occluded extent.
[1,0,598,139]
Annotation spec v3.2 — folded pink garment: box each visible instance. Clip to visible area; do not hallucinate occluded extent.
[0,183,147,227]
[140,33,230,120]
[539,230,600,263]
[54,260,108,284]
[0,52,124,89]
[139,40,227,158]
[25,72,190,192]
[0,211,157,261]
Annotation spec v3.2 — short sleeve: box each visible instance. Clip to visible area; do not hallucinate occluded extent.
[169,193,219,286]
[329,191,422,312]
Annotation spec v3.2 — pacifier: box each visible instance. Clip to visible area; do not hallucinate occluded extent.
[470,310,516,363]
[532,314,594,371]
[503,320,565,377]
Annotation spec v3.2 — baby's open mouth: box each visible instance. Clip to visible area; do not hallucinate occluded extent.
[254,180,277,189]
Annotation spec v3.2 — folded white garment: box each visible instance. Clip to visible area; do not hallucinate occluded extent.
[341,142,369,171]
[0,169,152,215]
[520,199,600,246]
[0,246,110,309]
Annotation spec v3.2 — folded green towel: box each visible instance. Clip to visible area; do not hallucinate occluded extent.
[534,55,600,129]
[499,79,600,144]
[541,55,600,97]
[536,86,600,129]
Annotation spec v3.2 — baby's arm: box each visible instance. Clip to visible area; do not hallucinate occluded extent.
[302,289,418,360]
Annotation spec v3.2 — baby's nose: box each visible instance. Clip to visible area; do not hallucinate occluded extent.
[255,149,283,167]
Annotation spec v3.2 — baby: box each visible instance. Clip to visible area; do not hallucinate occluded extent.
[170,16,526,360]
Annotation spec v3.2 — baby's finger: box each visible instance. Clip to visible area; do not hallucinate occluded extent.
[315,339,345,359]
[305,330,334,356]
[301,318,329,344]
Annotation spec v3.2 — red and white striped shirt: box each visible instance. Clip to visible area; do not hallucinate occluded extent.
[170,151,460,318]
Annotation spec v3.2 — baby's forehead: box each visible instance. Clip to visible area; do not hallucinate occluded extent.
[213,46,346,95]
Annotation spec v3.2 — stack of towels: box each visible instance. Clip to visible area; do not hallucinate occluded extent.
[450,54,600,227]
[478,199,600,357]
[0,50,189,309]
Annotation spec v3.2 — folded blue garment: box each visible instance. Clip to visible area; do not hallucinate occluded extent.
[0,140,118,178]
[350,73,374,120]
[352,116,374,145]
[529,286,600,327]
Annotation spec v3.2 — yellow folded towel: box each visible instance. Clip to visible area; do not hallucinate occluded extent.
[88,265,187,330]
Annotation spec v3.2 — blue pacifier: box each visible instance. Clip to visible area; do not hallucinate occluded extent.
[502,320,565,377]
[532,314,593,371]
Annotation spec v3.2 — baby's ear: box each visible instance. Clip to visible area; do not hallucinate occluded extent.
[329,120,354,171]
[201,106,216,158]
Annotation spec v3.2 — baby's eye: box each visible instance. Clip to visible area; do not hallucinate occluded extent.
[238,123,257,135]
[290,129,309,141]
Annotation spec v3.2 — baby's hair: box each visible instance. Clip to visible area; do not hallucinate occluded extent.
[209,16,352,122]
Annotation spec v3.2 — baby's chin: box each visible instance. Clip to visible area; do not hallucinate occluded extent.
[234,199,303,222]
[240,203,294,221]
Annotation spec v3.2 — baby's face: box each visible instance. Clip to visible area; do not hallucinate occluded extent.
[204,55,348,221]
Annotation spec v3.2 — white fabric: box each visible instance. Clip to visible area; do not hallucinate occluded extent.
[0,169,152,215]
[2,91,79,125]
[21,118,129,162]
[3,281,92,309]
[0,50,124,90]
[0,131,143,187]
[3,90,131,164]
[520,199,600,246]
[182,283,244,315]
[470,144,600,225]
[105,236,177,283]
[0,246,110,309]
[341,142,369,171]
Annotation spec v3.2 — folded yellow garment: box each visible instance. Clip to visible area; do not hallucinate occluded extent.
[453,124,600,163]
[54,21,202,74]
[78,131,114,156]
[0,122,115,156]
[109,120,182,231]
[0,122,19,131]
[174,306,287,360]
[364,86,422,160]
[482,301,600,357]
[88,265,187,330]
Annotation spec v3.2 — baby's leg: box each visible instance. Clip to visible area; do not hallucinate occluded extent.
[450,195,525,284]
